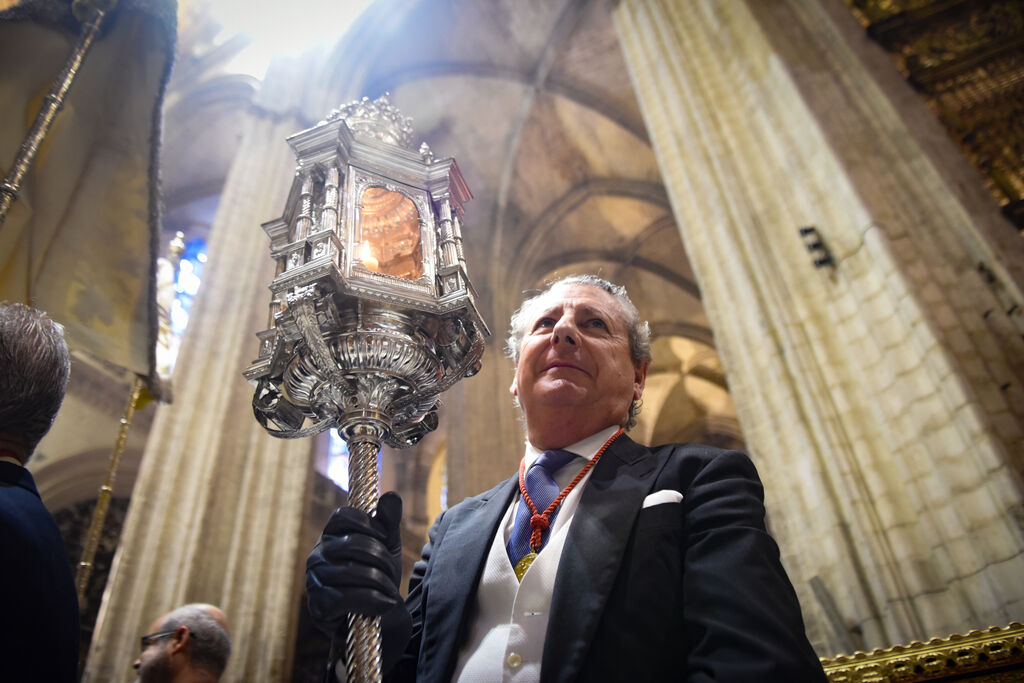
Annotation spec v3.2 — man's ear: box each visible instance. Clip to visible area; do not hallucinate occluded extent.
[633,360,649,400]
[168,626,190,655]
[510,376,518,396]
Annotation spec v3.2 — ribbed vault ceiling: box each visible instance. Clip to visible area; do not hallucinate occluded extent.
[158,0,739,450]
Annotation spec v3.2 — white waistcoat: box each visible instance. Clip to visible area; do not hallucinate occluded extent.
[451,426,618,682]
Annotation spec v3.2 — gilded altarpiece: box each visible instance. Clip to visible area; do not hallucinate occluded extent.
[847,0,1024,232]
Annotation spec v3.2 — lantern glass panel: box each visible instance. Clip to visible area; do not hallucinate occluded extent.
[358,186,423,281]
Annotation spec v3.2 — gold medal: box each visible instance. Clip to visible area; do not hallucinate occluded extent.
[514,551,538,581]
[510,428,624,582]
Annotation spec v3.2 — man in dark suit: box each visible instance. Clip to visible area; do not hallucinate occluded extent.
[307,275,826,681]
[0,302,79,682]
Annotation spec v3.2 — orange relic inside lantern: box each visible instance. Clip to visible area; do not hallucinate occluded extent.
[358,186,423,281]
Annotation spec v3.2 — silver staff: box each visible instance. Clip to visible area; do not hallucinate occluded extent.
[244,94,488,682]
[0,0,117,228]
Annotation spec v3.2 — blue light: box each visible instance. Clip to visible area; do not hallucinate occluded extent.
[170,237,208,340]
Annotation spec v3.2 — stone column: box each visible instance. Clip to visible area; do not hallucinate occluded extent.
[443,339,523,503]
[615,0,1024,654]
[83,57,315,682]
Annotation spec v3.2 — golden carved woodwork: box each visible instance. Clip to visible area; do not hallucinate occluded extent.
[846,0,1024,233]
[822,622,1024,682]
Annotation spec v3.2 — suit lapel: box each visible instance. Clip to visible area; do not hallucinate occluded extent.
[418,476,518,682]
[541,435,660,682]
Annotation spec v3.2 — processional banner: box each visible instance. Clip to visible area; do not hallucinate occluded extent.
[0,0,176,398]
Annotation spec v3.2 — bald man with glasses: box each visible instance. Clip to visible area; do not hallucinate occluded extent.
[133,603,231,683]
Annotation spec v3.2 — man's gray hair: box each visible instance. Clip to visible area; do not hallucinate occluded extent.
[0,303,71,458]
[505,275,652,429]
[160,604,232,677]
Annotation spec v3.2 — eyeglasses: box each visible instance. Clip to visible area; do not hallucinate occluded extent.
[139,629,178,652]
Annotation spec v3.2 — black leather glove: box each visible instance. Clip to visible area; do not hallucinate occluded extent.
[306,491,404,636]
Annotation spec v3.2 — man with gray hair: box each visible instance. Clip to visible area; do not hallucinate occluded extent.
[307,275,826,681]
[133,603,232,682]
[0,302,79,682]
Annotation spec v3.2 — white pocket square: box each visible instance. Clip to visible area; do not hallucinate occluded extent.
[642,489,683,508]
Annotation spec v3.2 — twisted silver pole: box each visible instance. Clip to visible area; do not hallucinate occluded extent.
[340,420,386,683]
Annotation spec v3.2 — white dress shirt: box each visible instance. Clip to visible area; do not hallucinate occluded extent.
[452,425,621,683]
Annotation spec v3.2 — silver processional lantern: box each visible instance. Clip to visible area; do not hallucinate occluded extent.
[244,94,488,682]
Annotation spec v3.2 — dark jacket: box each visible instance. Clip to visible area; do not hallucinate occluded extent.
[1,461,80,683]
[388,435,826,682]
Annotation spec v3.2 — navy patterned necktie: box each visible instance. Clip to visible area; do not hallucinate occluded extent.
[507,449,578,568]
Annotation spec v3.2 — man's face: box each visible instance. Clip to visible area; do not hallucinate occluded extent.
[511,284,647,432]
[133,618,174,683]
